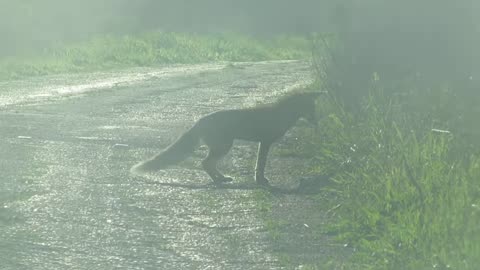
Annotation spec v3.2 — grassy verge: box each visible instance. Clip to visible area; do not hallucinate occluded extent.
[300,82,480,269]
[0,31,311,80]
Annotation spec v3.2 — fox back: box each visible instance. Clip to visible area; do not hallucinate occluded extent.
[196,92,320,142]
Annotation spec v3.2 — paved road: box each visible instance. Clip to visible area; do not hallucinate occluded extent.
[0,61,342,269]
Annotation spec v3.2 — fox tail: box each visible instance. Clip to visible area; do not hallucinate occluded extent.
[130,123,201,174]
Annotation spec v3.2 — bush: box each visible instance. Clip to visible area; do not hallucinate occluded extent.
[308,87,480,268]
[307,13,480,265]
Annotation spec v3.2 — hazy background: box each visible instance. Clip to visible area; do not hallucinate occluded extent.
[0,0,333,57]
[1,0,478,80]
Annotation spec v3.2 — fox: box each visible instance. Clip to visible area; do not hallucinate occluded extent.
[131,91,322,186]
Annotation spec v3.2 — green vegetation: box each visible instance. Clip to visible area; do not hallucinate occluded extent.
[0,31,310,80]
[294,36,480,268]
[305,87,479,269]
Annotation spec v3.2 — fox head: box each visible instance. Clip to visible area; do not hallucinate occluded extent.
[286,91,325,124]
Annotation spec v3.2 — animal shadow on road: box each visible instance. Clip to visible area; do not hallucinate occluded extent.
[133,174,332,195]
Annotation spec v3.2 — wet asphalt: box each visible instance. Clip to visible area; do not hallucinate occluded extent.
[0,61,345,269]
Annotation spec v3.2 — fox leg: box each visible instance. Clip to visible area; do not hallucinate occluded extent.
[202,138,234,183]
[255,141,272,185]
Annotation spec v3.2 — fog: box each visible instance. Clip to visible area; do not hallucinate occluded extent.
[0,0,332,56]
[1,1,478,80]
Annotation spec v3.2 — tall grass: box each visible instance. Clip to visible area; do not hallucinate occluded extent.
[306,82,480,269]
[0,32,311,80]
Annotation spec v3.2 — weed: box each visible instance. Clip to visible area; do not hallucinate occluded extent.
[304,86,480,269]
[0,31,312,80]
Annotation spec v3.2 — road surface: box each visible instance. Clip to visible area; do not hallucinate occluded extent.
[0,61,345,269]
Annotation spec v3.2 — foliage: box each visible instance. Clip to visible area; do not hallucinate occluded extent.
[303,79,480,269]
[0,31,311,80]
[304,18,480,268]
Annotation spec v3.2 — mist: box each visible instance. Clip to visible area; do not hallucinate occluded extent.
[0,0,333,57]
[2,1,478,80]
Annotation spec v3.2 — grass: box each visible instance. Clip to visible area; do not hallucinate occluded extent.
[298,81,480,269]
[0,31,311,80]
